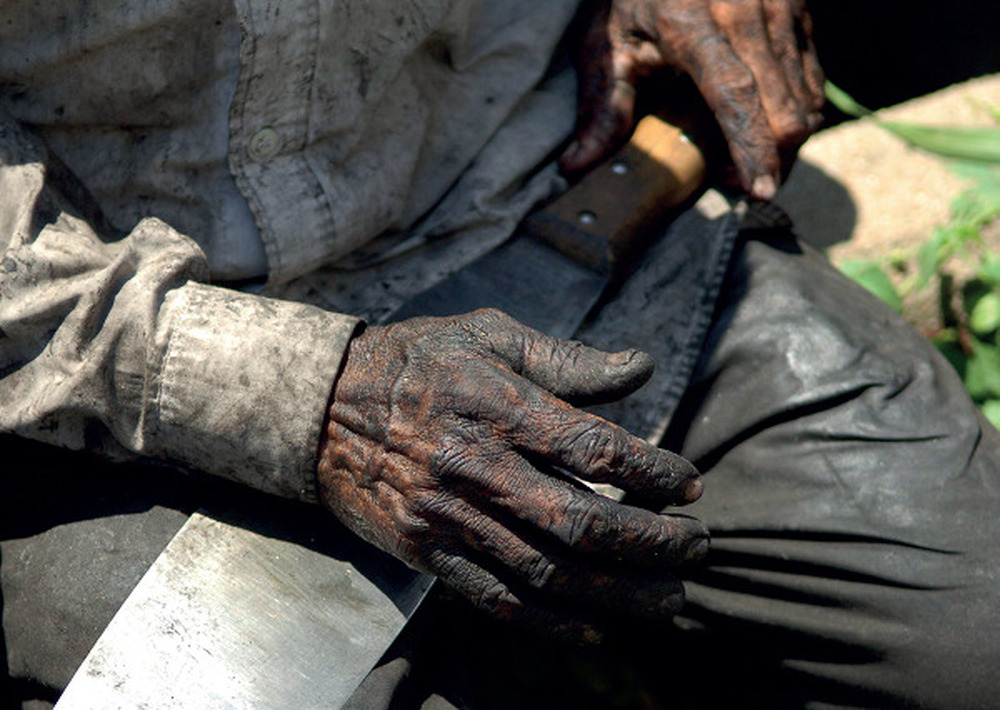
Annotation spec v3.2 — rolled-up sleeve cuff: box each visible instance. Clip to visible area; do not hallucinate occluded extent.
[145,281,361,502]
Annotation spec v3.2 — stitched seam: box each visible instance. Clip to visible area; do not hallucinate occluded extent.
[143,287,193,458]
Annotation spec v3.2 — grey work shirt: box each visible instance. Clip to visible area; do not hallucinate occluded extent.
[0,0,590,500]
[0,0,740,505]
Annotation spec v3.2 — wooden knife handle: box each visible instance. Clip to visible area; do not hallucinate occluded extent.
[532,112,708,273]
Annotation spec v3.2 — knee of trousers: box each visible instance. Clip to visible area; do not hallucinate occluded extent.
[663,234,1000,707]
[671,233,985,489]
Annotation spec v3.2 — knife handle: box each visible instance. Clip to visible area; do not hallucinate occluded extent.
[532,112,708,273]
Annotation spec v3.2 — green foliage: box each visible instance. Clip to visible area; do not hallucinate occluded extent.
[969,291,1000,334]
[826,83,1000,428]
[826,82,1000,162]
[838,259,903,313]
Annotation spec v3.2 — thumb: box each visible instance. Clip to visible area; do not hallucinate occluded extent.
[486,311,654,406]
[560,15,639,175]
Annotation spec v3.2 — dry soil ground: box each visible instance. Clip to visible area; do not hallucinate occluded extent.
[776,74,1000,336]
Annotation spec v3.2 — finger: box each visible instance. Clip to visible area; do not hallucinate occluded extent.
[713,0,811,158]
[491,377,702,503]
[768,1,826,175]
[560,6,640,175]
[560,76,638,175]
[469,309,655,406]
[433,444,709,565]
[796,5,825,112]
[422,546,607,644]
[436,495,687,619]
[663,9,780,198]
[762,0,818,117]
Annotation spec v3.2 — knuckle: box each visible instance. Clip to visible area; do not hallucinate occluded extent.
[585,439,619,479]
[463,307,511,333]
[392,507,432,542]
[433,441,477,480]
[525,336,594,385]
[629,517,673,552]
[655,4,701,35]
[718,70,761,108]
[431,550,467,582]
[709,0,752,28]
[558,420,622,478]
[473,306,506,321]
[448,308,510,351]
[524,556,560,591]
[409,487,453,521]
[523,332,564,368]
[474,580,523,619]
[557,338,589,369]
[771,108,811,149]
[562,496,610,548]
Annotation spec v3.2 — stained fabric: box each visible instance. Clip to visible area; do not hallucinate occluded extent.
[0,0,582,501]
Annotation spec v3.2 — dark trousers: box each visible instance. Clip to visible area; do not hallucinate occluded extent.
[5,227,1000,709]
[346,231,1000,709]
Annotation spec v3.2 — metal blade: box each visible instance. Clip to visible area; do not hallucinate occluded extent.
[55,511,434,709]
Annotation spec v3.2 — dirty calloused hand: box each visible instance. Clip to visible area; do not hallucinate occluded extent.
[317,309,708,643]
[560,0,825,200]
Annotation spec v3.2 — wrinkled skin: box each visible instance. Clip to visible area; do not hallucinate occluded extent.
[560,0,825,199]
[318,310,708,641]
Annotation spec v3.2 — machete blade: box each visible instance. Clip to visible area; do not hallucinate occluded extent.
[55,512,434,709]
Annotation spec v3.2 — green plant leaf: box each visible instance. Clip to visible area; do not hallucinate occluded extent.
[948,165,1000,223]
[969,291,1000,334]
[950,190,993,226]
[825,82,1000,163]
[964,341,1000,400]
[878,122,1000,163]
[824,81,872,117]
[914,227,952,290]
[979,255,1000,286]
[981,400,1000,430]
[839,259,903,312]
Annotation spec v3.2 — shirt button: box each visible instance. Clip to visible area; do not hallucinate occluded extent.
[248,127,281,161]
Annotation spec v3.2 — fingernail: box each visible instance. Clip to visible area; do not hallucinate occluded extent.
[609,349,637,367]
[560,140,582,168]
[685,535,710,562]
[682,477,703,503]
[751,174,778,201]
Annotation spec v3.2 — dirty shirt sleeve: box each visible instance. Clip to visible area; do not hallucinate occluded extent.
[0,113,359,502]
